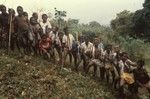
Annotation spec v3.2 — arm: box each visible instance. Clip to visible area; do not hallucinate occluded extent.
[126,59,137,67]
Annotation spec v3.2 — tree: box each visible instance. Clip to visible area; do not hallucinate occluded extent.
[110,10,134,36]
[132,0,150,41]
[89,21,101,27]
[54,8,67,29]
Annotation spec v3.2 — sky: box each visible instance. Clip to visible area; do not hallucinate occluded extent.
[0,0,145,25]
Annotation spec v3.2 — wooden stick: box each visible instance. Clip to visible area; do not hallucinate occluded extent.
[8,13,12,53]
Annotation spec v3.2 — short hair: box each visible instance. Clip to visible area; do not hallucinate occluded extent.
[23,12,28,16]
[8,8,15,14]
[30,17,34,21]
[1,5,6,9]
[63,27,68,32]
[17,6,23,10]
[121,52,129,58]
[42,14,47,18]
[137,59,145,67]
[32,12,38,16]
[53,26,59,30]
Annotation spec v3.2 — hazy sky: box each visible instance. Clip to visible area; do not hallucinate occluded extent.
[0,0,144,25]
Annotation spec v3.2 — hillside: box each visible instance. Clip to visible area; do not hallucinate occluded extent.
[0,50,115,99]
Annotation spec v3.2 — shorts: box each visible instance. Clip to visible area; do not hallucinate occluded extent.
[121,73,135,84]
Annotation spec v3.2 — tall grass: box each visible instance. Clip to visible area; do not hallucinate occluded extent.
[71,24,150,69]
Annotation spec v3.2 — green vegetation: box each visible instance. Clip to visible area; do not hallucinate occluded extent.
[0,50,115,98]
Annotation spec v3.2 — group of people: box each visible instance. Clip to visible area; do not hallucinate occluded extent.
[0,5,150,98]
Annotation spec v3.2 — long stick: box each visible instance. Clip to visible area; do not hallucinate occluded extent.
[8,13,12,53]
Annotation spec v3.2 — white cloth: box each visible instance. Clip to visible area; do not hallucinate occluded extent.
[62,34,75,50]
[119,59,135,74]
[119,60,125,74]
[80,42,95,57]
[40,21,52,34]
[48,31,61,46]
[98,42,104,52]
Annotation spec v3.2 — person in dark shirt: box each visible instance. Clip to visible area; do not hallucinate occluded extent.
[0,5,9,33]
[0,5,9,48]
[14,6,30,54]
[133,60,150,93]
[32,12,38,23]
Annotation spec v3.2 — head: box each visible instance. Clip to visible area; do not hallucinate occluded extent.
[99,37,102,42]
[32,12,38,20]
[58,31,64,39]
[64,27,69,35]
[17,6,23,15]
[52,26,59,32]
[41,34,47,42]
[42,14,48,23]
[1,5,6,14]
[23,12,28,17]
[121,52,129,62]
[0,5,3,12]
[84,36,89,45]
[114,45,120,52]
[8,8,15,16]
[106,44,112,50]
[94,38,99,46]
[137,60,145,69]
[30,17,36,25]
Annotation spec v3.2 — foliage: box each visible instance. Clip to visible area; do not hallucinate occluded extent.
[111,10,134,37]
[0,50,115,98]
[132,0,150,41]
[110,0,150,41]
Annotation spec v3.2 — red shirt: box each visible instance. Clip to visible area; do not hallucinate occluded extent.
[39,37,52,50]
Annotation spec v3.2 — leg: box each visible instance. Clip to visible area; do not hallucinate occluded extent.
[72,51,78,70]
[119,78,126,99]
[111,70,116,84]
[83,57,87,72]
[56,47,62,65]
[106,69,110,83]
[86,60,94,74]
[100,67,106,80]
[69,51,72,66]
[63,48,68,66]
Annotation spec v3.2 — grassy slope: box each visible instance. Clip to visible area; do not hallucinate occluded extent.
[0,50,115,99]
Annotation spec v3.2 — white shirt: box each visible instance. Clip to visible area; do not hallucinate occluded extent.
[80,42,95,57]
[48,31,61,46]
[119,60,125,74]
[98,42,104,52]
[119,59,136,74]
[62,34,75,50]
[40,21,52,34]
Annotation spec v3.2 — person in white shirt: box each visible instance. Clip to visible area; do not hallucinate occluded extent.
[49,26,62,64]
[62,27,75,67]
[80,36,95,72]
[86,38,104,77]
[98,37,104,53]
[40,14,52,35]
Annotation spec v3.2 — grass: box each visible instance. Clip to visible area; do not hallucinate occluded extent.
[0,50,115,99]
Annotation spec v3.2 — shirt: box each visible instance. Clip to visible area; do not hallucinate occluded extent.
[62,34,75,50]
[40,21,52,34]
[119,59,135,74]
[98,42,104,51]
[48,31,61,46]
[80,42,95,57]
[15,15,29,32]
